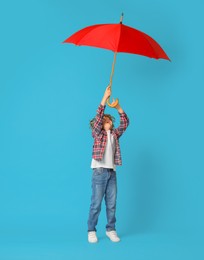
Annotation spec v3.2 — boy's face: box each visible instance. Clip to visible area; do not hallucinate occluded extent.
[102,116,113,131]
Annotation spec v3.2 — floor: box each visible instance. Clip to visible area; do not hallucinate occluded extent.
[0,228,203,260]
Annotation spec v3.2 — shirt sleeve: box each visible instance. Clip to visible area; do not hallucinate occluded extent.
[92,103,106,138]
[114,111,130,138]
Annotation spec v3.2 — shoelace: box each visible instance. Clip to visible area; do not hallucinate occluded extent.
[108,231,118,237]
[89,232,96,237]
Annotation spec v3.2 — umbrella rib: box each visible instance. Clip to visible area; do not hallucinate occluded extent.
[77,24,117,48]
[116,24,122,52]
[142,34,159,59]
[75,24,109,46]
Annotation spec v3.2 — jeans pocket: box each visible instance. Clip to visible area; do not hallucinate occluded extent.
[93,167,103,175]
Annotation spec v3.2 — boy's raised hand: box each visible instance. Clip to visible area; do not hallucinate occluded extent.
[101,85,111,106]
[101,85,123,113]
[104,85,111,100]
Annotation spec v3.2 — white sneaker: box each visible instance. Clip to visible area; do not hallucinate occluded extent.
[106,230,120,242]
[88,231,98,243]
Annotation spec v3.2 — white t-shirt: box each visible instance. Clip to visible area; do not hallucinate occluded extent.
[91,130,116,171]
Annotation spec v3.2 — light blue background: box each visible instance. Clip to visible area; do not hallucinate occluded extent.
[0,0,204,259]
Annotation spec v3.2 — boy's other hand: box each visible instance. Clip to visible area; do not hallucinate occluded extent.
[114,102,124,113]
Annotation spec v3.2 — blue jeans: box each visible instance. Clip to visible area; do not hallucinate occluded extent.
[87,167,117,232]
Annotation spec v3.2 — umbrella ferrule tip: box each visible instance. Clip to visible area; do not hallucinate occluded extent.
[120,13,124,23]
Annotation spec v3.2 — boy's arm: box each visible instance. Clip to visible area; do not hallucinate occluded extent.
[92,86,111,138]
[92,103,105,138]
[101,95,108,106]
[114,104,130,138]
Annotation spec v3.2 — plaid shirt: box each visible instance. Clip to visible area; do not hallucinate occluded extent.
[92,103,129,166]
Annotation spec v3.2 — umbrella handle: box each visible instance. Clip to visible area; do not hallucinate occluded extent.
[107,52,119,108]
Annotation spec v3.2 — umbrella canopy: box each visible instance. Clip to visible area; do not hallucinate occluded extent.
[63,14,170,107]
[63,23,170,61]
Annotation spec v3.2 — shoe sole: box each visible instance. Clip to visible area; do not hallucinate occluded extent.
[106,233,120,242]
[88,240,98,243]
[88,238,98,243]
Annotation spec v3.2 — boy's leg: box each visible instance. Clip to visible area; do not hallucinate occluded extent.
[104,170,117,231]
[87,168,108,232]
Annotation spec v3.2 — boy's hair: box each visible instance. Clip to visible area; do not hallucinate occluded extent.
[89,114,115,130]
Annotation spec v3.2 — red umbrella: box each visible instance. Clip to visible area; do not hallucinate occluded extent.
[63,13,170,107]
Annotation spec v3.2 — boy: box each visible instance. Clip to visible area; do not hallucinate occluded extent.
[87,85,130,243]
